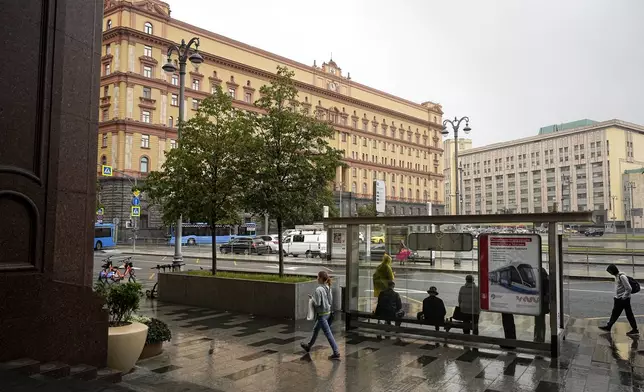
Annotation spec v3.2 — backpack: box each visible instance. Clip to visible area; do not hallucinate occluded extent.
[621,273,640,294]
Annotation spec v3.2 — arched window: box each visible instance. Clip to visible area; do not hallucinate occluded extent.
[416,189,420,200]
[399,187,404,199]
[434,191,438,201]
[351,182,357,193]
[392,186,395,197]
[391,173,396,183]
[408,188,412,198]
[362,183,367,195]
[168,116,174,128]
[392,206,397,215]
[100,155,107,166]
[106,19,112,30]
[144,22,153,35]
[140,156,149,173]
[408,207,413,215]
[424,190,428,201]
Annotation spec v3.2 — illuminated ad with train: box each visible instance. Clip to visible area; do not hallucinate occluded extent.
[478,233,542,316]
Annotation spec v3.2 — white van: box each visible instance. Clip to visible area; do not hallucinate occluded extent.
[283,231,327,258]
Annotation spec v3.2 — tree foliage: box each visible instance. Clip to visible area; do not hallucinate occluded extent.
[144,86,255,274]
[246,66,344,276]
[357,203,378,217]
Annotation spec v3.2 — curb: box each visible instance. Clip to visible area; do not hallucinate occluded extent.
[119,251,616,281]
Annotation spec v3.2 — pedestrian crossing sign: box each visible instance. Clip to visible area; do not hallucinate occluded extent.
[131,206,141,217]
[102,165,113,176]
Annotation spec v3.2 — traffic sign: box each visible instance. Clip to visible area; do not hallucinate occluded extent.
[132,197,140,206]
[131,206,141,217]
[102,165,113,176]
[96,207,104,215]
[132,189,141,197]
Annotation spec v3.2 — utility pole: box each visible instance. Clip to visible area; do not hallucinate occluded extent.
[627,181,636,237]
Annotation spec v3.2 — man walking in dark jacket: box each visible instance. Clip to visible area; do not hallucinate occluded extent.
[599,264,639,335]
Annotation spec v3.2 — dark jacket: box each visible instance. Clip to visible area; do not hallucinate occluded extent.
[458,282,480,315]
[422,295,446,325]
[375,288,402,319]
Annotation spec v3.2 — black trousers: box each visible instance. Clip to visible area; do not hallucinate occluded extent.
[462,314,480,335]
[608,297,638,330]
[502,313,516,340]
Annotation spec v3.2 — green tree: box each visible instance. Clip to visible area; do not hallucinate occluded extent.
[144,86,254,275]
[357,203,377,217]
[246,66,344,276]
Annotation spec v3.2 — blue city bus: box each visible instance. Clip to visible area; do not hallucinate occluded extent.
[94,223,116,250]
[169,222,257,245]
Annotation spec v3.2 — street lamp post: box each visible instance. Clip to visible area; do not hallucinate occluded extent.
[442,116,471,266]
[162,38,203,264]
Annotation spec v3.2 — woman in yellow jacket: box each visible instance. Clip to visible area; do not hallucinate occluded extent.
[373,252,394,297]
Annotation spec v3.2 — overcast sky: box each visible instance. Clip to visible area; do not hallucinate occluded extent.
[169,0,644,147]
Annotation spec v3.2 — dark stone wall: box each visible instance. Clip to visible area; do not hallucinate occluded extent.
[0,0,108,366]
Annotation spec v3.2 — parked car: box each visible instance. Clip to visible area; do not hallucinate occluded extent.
[371,234,385,243]
[220,237,269,255]
[258,235,280,253]
[585,229,604,237]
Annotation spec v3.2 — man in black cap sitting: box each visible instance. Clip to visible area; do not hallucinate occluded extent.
[420,286,446,331]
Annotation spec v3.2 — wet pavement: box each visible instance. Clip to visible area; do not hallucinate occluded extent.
[113,300,644,392]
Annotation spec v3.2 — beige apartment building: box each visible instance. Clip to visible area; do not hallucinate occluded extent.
[459,119,644,226]
[98,0,445,232]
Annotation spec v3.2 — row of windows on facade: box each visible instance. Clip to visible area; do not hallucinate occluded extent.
[463,147,609,176]
[102,49,436,150]
[312,104,439,148]
[350,167,439,188]
[100,154,150,174]
[346,181,438,202]
[462,141,611,175]
[340,132,440,158]
[348,151,439,174]
[105,19,153,34]
[101,133,177,150]
[463,162,605,186]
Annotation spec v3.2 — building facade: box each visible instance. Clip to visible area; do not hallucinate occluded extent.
[99,0,445,231]
[459,119,644,226]
[623,168,644,230]
[443,138,472,215]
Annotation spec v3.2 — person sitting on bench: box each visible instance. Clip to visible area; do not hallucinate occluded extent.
[418,286,446,331]
[375,280,404,327]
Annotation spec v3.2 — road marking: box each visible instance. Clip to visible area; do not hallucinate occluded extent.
[585,315,644,320]
[266,265,299,271]
[162,256,167,261]
[366,289,428,294]
[401,295,423,304]
[568,289,614,294]
[149,273,155,280]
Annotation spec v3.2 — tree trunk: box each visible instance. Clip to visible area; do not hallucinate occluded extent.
[210,220,217,276]
[277,216,284,277]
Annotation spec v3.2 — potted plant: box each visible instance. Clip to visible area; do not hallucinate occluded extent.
[130,315,172,359]
[95,282,147,372]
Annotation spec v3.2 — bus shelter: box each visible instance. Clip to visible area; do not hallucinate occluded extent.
[323,212,594,357]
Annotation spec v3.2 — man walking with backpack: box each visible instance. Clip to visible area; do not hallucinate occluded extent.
[599,264,639,336]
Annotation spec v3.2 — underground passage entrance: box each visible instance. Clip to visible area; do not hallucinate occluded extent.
[324,211,594,356]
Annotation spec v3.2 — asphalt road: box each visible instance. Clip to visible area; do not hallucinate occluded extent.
[94,250,644,324]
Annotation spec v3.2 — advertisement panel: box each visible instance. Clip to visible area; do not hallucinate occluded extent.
[479,233,542,316]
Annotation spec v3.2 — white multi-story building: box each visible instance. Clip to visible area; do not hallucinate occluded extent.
[458,119,644,225]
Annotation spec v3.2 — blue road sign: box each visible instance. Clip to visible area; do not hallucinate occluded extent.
[101,165,113,176]
[132,197,140,206]
[131,206,141,217]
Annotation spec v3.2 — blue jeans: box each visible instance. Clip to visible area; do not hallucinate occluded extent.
[308,314,339,355]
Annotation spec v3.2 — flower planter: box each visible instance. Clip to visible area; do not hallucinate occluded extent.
[107,321,148,372]
[139,341,164,360]
[158,273,333,320]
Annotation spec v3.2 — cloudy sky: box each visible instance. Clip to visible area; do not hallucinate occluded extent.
[169,0,644,147]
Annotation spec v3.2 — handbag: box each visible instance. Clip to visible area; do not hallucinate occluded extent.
[452,306,467,321]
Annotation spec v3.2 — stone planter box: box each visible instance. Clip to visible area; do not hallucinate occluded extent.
[158,273,335,320]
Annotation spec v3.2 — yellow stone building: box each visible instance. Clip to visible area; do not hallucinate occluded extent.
[99,0,445,228]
